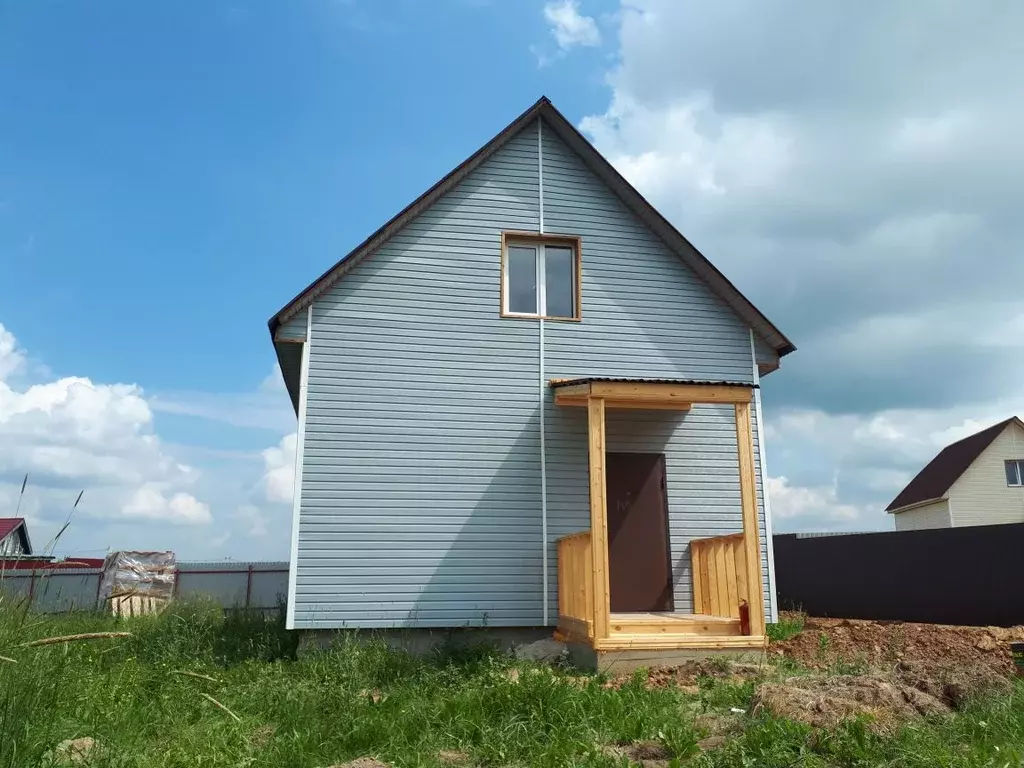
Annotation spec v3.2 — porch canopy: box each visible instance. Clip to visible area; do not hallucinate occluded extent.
[549,377,766,649]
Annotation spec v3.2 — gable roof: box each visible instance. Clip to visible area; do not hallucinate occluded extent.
[267,96,794,358]
[0,518,31,554]
[886,417,1024,512]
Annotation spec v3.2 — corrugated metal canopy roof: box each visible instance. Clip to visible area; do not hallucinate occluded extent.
[549,377,757,389]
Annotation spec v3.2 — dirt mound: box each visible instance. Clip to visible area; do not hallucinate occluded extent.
[772,614,1022,677]
[325,759,390,768]
[751,661,1010,731]
[602,741,672,767]
[634,659,767,689]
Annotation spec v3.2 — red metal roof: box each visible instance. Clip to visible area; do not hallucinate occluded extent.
[0,557,105,570]
[0,517,23,541]
[0,517,29,553]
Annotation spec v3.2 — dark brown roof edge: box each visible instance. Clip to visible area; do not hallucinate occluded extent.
[268,97,552,339]
[267,96,795,357]
[885,417,1024,512]
[536,100,794,357]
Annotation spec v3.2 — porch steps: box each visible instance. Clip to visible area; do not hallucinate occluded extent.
[594,633,767,651]
[608,612,741,637]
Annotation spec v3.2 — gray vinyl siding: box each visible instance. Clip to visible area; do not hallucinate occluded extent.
[276,312,307,342]
[291,116,777,629]
[542,128,754,383]
[754,333,778,370]
[545,405,771,615]
[541,125,771,616]
[294,126,542,629]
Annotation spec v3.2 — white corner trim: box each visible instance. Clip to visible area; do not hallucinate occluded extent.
[537,117,544,234]
[285,305,313,630]
[750,330,779,624]
[537,116,549,626]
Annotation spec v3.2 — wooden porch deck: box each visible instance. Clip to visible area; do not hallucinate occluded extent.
[550,380,768,665]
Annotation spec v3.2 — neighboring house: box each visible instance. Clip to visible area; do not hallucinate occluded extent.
[268,97,795,667]
[887,417,1024,531]
[0,518,32,557]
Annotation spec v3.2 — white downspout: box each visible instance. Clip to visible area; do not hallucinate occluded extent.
[750,330,779,624]
[285,305,313,630]
[538,117,549,626]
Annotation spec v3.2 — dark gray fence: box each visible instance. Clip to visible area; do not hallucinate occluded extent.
[0,561,288,613]
[174,562,289,610]
[773,523,1024,627]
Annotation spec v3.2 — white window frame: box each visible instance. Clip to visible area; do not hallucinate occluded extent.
[1005,459,1024,486]
[501,234,580,320]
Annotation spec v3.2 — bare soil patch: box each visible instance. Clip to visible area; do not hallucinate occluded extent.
[601,741,672,767]
[326,759,390,768]
[607,659,767,690]
[771,614,1024,677]
[752,660,1011,731]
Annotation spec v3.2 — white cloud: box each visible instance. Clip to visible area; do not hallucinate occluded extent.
[123,484,212,525]
[0,325,25,380]
[768,476,864,524]
[234,503,270,537]
[0,323,213,538]
[261,432,296,505]
[544,0,601,50]
[580,1,1024,532]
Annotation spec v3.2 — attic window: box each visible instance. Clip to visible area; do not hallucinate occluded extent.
[501,233,581,320]
[1004,460,1024,486]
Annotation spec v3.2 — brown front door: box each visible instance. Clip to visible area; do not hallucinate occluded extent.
[606,452,674,613]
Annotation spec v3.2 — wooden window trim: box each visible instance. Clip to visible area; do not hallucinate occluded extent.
[500,231,582,322]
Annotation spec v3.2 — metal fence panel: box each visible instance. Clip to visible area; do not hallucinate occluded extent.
[0,561,289,613]
[774,524,1024,626]
[0,570,101,612]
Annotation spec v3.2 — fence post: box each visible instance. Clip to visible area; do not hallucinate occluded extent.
[245,565,253,609]
[94,571,103,611]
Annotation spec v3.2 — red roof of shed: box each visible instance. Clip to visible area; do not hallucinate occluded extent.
[0,517,30,553]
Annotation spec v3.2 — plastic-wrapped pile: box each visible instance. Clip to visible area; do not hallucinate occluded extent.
[99,551,177,601]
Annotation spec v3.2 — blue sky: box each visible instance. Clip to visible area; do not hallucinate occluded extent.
[3,1,1023,559]
[1,0,612,395]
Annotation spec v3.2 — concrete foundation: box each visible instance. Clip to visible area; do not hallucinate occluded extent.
[567,642,766,674]
[299,626,556,657]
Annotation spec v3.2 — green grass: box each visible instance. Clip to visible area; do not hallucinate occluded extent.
[765,612,805,643]
[1,601,1022,767]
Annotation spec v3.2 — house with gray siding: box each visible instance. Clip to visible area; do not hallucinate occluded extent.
[269,97,794,667]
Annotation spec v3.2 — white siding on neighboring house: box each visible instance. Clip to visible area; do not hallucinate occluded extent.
[893,500,951,531]
[0,532,25,556]
[947,422,1024,527]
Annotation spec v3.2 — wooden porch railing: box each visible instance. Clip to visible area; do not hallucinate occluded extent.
[556,531,593,640]
[690,533,750,626]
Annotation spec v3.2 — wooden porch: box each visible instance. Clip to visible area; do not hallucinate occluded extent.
[550,379,767,661]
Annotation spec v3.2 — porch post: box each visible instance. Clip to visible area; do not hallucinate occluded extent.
[735,401,766,637]
[587,396,611,640]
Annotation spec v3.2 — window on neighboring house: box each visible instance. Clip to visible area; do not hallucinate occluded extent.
[502,234,580,320]
[1004,459,1024,486]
